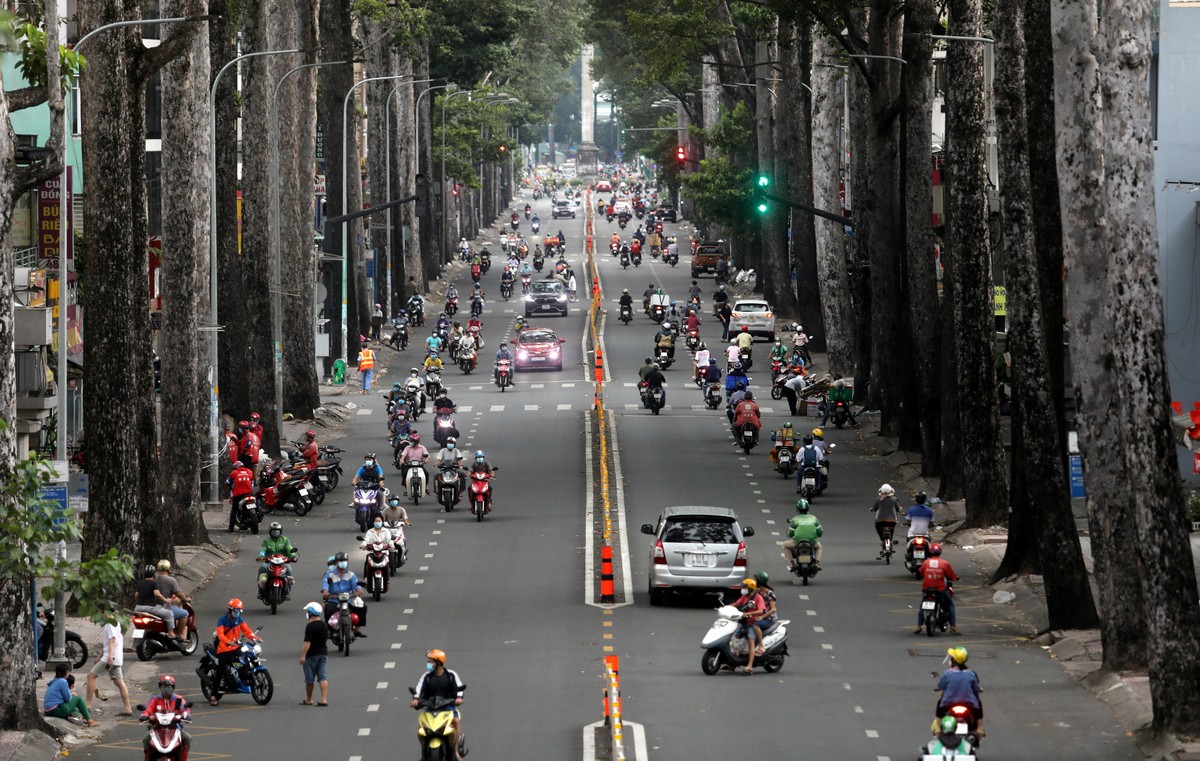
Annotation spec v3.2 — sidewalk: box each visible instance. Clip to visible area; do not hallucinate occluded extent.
[857,414,1200,761]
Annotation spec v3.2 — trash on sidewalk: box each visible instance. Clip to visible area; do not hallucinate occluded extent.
[992,590,1016,604]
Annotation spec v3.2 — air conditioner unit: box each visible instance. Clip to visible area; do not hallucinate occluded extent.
[14,307,52,346]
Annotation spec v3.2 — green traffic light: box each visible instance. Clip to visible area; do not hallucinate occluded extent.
[757,174,769,188]
[757,201,769,214]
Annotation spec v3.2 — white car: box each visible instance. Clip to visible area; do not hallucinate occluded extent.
[730,299,776,341]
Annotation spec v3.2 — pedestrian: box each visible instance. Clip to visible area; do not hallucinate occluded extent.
[356,343,377,394]
[718,302,733,341]
[372,303,384,341]
[86,608,133,716]
[298,602,329,706]
[44,663,99,727]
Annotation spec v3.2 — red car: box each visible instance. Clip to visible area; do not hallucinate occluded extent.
[515,328,566,371]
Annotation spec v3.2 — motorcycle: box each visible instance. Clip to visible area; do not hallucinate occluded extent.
[524,207,531,219]
[685,328,700,350]
[358,536,392,601]
[920,587,951,636]
[775,445,796,479]
[620,251,630,269]
[468,468,497,521]
[619,304,633,325]
[501,279,514,300]
[389,319,410,350]
[470,298,484,318]
[639,381,665,415]
[510,214,519,231]
[436,463,462,511]
[905,535,931,577]
[933,702,982,751]
[878,523,896,565]
[258,553,296,614]
[479,252,491,274]
[408,301,425,327]
[36,605,88,669]
[631,250,642,267]
[797,466,820,501]
[257,464,313,517]
[495,358,513,391]
[655,346,674,371]
[665,250,679,266]
[138,701,193,761]
[830,398,851,428]
[410,688,468,761]
[531,220,540,234]
[650,303,666,322]
[402,461,427,505]
[132,601,199,661]
[704,383,723,410]
[326,591,364,656]
[458,346,477,374]
[770,371,792,401]
[445,297,458,317]
[789,539,821,585]
[351,482,380,533]
[533,253,544,271]
[521,274,532,295]
[425,369,443,400]
[433,410,458,447]
[385,520,409,572]
[738,346,753,371]
[736,423,758,454]
[230,494,262,534]
[197,633,273,705]
[312,444,344,494]
[405,387,424,420]
[700,604,789,675]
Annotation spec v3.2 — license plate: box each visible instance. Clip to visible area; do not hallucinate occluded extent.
[803,478,816,487]
[796,553,812,564]
[913,551,926,559]
[133,629,145,640]
[531,356,546,362]
[922,600,937,610]
[685,553,715,568]
[298,487,309,495]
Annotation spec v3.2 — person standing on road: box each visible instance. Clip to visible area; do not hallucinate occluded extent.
[372,303,384,341]
[356,343,377,394]
[299,602,329,706]
[86,609,133,716]
[717,301,733,341]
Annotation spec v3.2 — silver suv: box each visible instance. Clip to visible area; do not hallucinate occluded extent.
[641,506,754,606]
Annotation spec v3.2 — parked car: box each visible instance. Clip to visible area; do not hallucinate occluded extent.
[641,506,755,605]
[514,328,566,371]
[524,279,570,318]
[655,204,678,222]
[552,199,576,219]
[730,299,776,341]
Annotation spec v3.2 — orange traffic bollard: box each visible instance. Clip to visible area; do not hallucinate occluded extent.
[595,348,604,383]
[600,543,616,603]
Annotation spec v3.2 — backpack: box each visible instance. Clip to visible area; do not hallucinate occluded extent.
[800,446,820,467]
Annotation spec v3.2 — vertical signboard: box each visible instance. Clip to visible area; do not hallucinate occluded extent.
[36,168,73,271]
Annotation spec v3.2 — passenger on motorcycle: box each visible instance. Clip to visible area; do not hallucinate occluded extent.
[870,484,903,553]
[906,492,935,538]
[642,284,658,312]
[784,499,823,569]
[753,572,777,632]
[226,461,255,533]
[822,378,858,426]
[654,323,676,360]
[141,676,191,757]
[209,599,260,705]
[398,435,431,495]
[641,363,667,406]
[730,579,766,674]
[916,544,959,635]
[725,340,740,369]
[769,421,797,469]
[322,553,366,637]
[936,647,983,735]
[256,523,297,599]
[411,649,466,761]
[733,391,762,442]
[494,342,515,385]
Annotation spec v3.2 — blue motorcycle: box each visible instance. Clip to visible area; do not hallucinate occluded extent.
[196,634,273,705]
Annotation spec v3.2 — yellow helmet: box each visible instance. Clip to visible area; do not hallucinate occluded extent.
[426,649,446,665]
[812,427,824,438]
[947,647,969,665]
[741,578,757,591]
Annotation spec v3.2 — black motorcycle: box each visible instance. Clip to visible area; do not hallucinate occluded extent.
[37,605,88,669]
[231,494,263,534]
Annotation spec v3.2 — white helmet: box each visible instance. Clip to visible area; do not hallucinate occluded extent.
[662,322,671,329]
[879,483,895,495]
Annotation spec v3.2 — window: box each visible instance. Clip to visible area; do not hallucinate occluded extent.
[662,519,737,545]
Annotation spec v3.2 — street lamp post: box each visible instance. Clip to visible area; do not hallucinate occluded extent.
[208,46,301,505]
[269,60,348,442]
[384,78,434,311]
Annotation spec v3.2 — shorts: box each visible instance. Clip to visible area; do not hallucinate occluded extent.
[303,654,328,684]
[89,660,124,681]
[737,624,761,642]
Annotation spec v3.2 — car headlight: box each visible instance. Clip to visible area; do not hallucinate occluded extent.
[524,295,533,302]
[517,351,529,359]
[550,347,560,356]
[556,295,567,302]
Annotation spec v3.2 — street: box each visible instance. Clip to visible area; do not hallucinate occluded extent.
[75,190,1140,761]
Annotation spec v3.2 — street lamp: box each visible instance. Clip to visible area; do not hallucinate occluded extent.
[207,46,302,504]
[269,60,349,441]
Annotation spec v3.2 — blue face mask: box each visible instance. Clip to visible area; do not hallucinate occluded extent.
[337,561,349,570]
[229,610,241,620]
[426,662,436,672]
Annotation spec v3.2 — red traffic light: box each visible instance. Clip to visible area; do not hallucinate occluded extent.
[498,144,507,153]
[676,146,686,163]
[452,183,460,197]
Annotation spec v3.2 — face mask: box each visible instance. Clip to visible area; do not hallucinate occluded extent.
[426,662,436,672]
[337,561,349,570]
[742,589,752,596]
[229,610,241,619]
[364,460,373,468]
[374,522,383,529]
[161,689,174,699]
[270,531,280,538]
[447,444,455,449]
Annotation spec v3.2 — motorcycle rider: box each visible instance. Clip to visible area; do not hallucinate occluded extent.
[637,357,657,382]
[870,484,903,557]
[255,522,298,600]
[768,339,788,366]
[432,386,456,413]
[398,434,431,495]
[732,390,761,444]
[936,646,984,736]
[237,420,261,474]
[769,421,797,470]
[300,429,320,468]
[381,495,413,536]
[734,325,754,360]
[154,560,191,641]
[641,361,667,408]
[753,572,777,634]
[699,356,722,392]
[322,552,367,638]
[494,342,515,386]
[208,599,260,705]
[783,499,823,570]
[403,368,426,410]
[436,438,468,499]
[654,322,676,361]
[916,543,960,635]
[458,238,470,260]
[618,288,634,315]
[446,283,459,304]
[610,231,620,250]
[906,491,935,538]
[411,649,466,761]
[795,434,823,491]
[791,323,811,364]
[665,299,683,323]
[823,378,858,426]
[726,380,748,423]
[724,339,740,371]
[140,676,191,761]
[359,516,394,592]
[226,460,255,533]
[469,451,497,512]
[423,351,444,375]
[500,266,516,291]
[684,308,701,335]
[923,715,977,759]
[642,283,657,313]
[390,412,415,456]
[353,453,386,512]
[518,258,534,278]
[713,284,729,309]
[730,579,766,674]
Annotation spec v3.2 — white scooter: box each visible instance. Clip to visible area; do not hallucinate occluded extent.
[700,605,789,675]
[403,461,426,504]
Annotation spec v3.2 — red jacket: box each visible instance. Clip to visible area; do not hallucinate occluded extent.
[918,557,958,591]
[141,694,190,722]
[301,440,319,468]
[240,431,261,463]
[685,314,700,332]
[226,433,240,464]
[734,400,761,429]
[228,466,255,497]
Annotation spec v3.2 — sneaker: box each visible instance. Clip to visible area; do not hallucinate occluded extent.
[914,627,924,634]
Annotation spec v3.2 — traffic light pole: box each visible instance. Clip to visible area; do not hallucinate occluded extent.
[757,190,854,228]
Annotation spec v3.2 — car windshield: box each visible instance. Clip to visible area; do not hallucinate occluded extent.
[555,200,569,207]
[736,303,769,313]
[662,518,737,544]
[530,281,561,295]
[519,331,556,345]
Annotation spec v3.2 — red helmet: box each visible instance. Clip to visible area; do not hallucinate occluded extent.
[227,598,244,610]
[238,420,249,429]
[742,325,749,331]
[250,412,261,422]
[410,433,421,444]
[158,675,176,688]
[929,543,943,556]
[305,430,316,440]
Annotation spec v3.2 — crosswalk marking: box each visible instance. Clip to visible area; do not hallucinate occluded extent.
[468,385,483,391]
[490,405,504,412]
[457,406,473,413]
[562,382,575,388]
[557,403,572,411]
[625,404,639,410]
[531,383,545,389]
[524,404,539,411]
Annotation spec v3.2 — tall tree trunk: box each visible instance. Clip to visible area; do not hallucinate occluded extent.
[363,22,394,334]
[1050,0,1147,671]
[1099,0,1200,731]
[943,0,1009,525]
[160,0,212,544]
[757,21,792,317]
[397,59,421,293]
[810,28,855,376]
[900,0,942,474]
[280,1,321,417]
[782,23,822,348]
[417,47,437,289]
[991,0,1097,629]
[318,0,352,366]
[79,0,169,569]
[847,55,874,400]
[349,74,366,365]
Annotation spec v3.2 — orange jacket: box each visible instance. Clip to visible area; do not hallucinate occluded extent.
[214,617,257,654]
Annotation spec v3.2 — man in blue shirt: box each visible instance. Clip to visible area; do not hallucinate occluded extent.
[353,453,386,513]
[905,492,936,538]
[322,551,367,638]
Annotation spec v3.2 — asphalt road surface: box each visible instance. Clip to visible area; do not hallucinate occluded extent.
[77,188,1139,761]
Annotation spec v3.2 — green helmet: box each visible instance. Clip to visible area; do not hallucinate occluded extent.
[939,715,958,734]
[753,571,769,587]
[795,499,810,514]
[783,421,792,429]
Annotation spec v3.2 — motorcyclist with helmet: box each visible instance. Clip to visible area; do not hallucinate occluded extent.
[353,452,387,511]
[360,515,395,592]
[300,429,319,468]
[398,434,431,495]
[494,342,515,386]
[653,322,676,361]
[732,390,762,444]
[916,543,960,635]
[769,421,797,470]
[411,649,466,761]
[424,351,444,373]
[255,522,298,600]
[726,380,748,425]
[322,552,367,638]
[469,451,497,512]
[729,579,766,674]
[906,491,936,538]
[768,338,788,365]
[870,483,903,557]
[783,499,823,570]
[436,438,468,499]
[934,646,984,737]
[208,599,260,705]
[724,363,748,402]
[432,386,456,413]
[823,377,858,426]
[698,356,722,390]
[795,434,823,490]
[619,288,634,312]
[641,362,667,408]
[140,675,192,761]
[753,571,777,633]
[403,368,427,410]
[226,460,255,533]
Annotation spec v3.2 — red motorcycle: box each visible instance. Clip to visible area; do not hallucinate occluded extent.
[132,601,198,661]
[471,264,481,283]
[468,468,499,522]
[685,328,701,351]
[446,296,458,316]
[256,462,313,516]
[139,702,192,761]
[495,359,513,391]
[258,552,295,615]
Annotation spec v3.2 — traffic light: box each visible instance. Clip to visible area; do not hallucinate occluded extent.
[757,173,769,189]
[755,173,770,214]
[756,199,769,214]
[676,145,686,165]
[498,144,507,154]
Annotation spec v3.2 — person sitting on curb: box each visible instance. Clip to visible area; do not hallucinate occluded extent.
[45,663,99,727]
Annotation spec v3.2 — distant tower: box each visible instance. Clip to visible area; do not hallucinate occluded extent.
[577,44,599,176]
